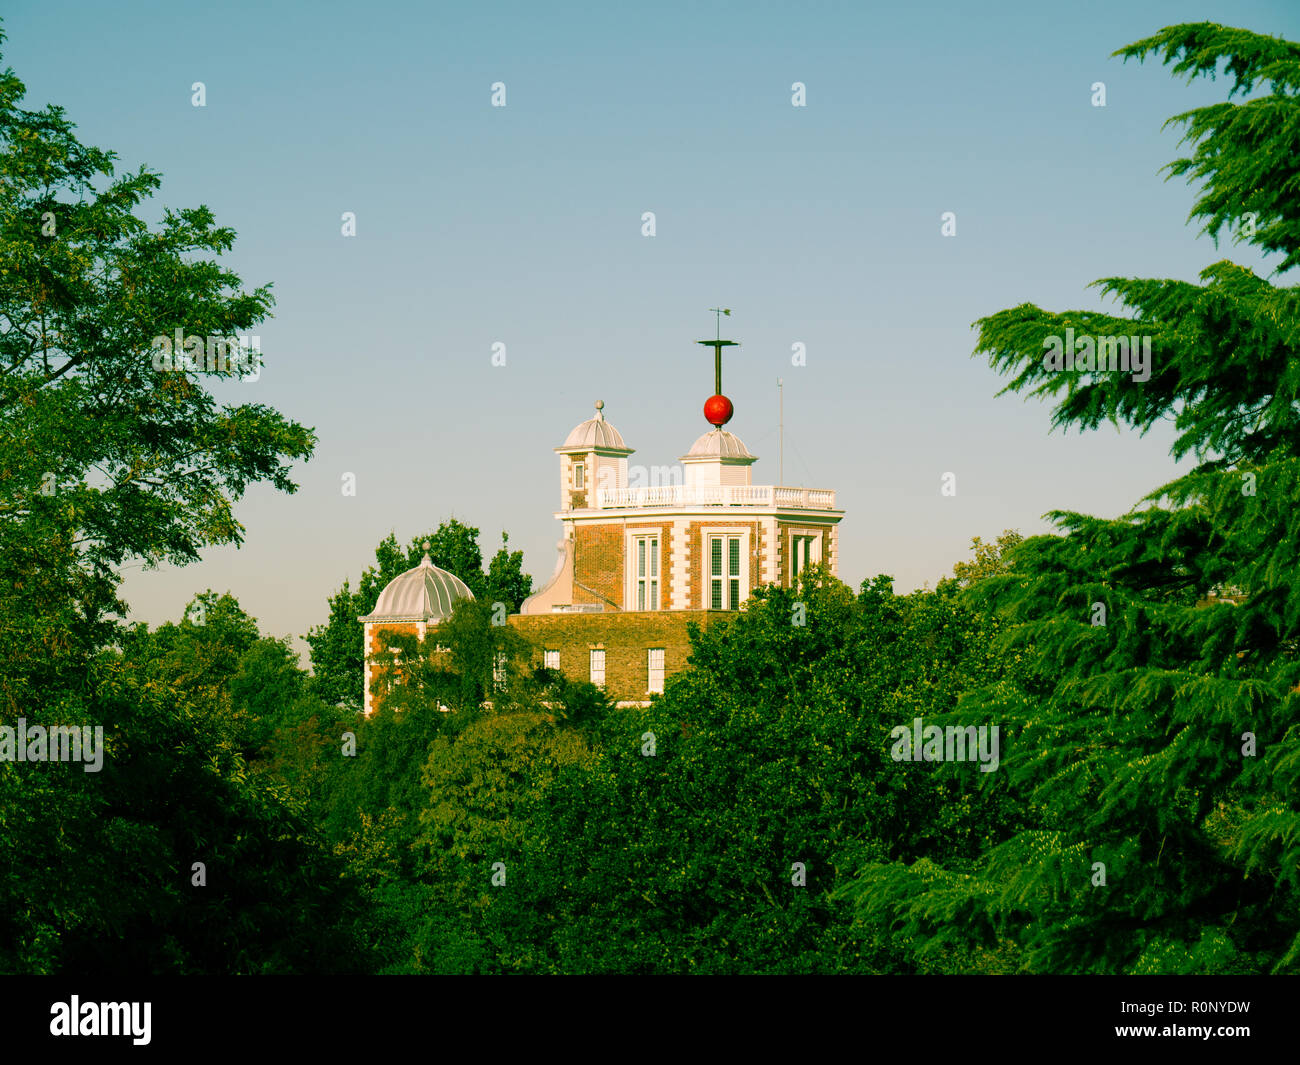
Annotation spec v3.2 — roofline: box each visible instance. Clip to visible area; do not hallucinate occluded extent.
[357,614,450,623]
[552,507,844,521]
[554,444,636,456]
[679,453,758,464]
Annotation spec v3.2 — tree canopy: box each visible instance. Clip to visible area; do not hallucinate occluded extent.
[6,17,1296,978]
[0,24,367,975]
[837,22,1300,975]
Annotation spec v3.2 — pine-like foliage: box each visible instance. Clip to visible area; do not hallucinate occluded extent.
[836,23,1300,974]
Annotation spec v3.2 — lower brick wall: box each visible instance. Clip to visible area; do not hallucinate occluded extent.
[508,610,726,704]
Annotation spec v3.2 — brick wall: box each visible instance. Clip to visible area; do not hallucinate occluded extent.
[573,524,624,607]
[365,621,425,713]
[364,605,740,711]
[508,610,726,704]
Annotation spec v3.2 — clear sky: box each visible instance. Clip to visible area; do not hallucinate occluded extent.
[4,0,1296,660]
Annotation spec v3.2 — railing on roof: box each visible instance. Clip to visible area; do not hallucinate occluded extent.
[594,485,836,509]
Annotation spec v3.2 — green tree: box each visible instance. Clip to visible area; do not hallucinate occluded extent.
[483,530,533,612]
[403,708,596,974]
[472,568,1021,973]
[306,520,532,711]
[319,591,542,852]
[1,593,374,974]
[368,595,537,715]
[0,26,312,580]
[838,23,1300,975]
[0,25,368,975]
[940,529,1024,591]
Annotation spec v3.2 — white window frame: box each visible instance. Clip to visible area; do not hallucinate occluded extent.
[789,531,822,583]
[573,460,585,491]
[589,648,606,688]
[544,649,560,671]
[627,531,661,611]
[703,528,750,610]
[647,648,665,694]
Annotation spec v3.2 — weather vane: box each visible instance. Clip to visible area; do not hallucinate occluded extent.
[697,308,738,426]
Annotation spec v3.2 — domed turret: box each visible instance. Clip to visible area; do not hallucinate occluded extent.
[681,427,757,488]
[682,427,756,461]
[358,553,474,623]
[555,401,634,510]
[561,400,632,452]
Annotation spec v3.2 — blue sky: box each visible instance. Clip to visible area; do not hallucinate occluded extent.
[4,0,1296,658]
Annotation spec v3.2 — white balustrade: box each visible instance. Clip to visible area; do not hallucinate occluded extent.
[593,484,835,509]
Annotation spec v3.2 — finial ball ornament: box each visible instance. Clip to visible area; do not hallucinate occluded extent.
[704,394,734,427]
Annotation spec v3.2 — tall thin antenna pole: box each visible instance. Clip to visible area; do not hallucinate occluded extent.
[778,378,784,485]
[699,309,736,406]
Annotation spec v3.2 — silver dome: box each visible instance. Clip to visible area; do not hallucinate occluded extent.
[358,555,474,622]
[682,428,756,461]
[560,400,632,453]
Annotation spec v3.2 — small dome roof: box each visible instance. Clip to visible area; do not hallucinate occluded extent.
[359,555,474,622]
[560,400,632,452]
[682,428,756,462]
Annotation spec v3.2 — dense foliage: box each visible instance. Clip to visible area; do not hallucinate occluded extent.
[0,21,365,974]
[3,19,1295,975]
[836,23,1300,974]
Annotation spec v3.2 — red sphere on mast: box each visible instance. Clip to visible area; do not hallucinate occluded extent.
[704,393,734,427]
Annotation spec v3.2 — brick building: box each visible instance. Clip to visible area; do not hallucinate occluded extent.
[360,328,844,711]
[357,556,472,716]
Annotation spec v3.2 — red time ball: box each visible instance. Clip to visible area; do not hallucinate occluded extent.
[703,394,734,426]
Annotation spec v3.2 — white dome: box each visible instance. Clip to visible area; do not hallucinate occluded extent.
[561,400,632,452]
[682,428,756,461]
[359,555,474,622]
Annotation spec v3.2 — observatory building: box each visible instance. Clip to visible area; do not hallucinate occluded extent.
[361,325,844,711]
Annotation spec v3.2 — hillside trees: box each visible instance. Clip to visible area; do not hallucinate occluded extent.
[0,587,373,974]
[0,24,367,974]
[837,23,1300,974]
[367,564,1027,973]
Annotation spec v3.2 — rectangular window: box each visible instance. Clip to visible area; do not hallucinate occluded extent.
[729,537,740,610]
[791,535,809,580]
[708,534,744,609]
[710,537,723,610]
[647,648,665,694]
[790,533,821,582]
[492,651,507,691]
[791,533,821,582]
[589,649,605,688]
[574,461,585,490]
[633,534,660,611]
[544,649,560,670]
